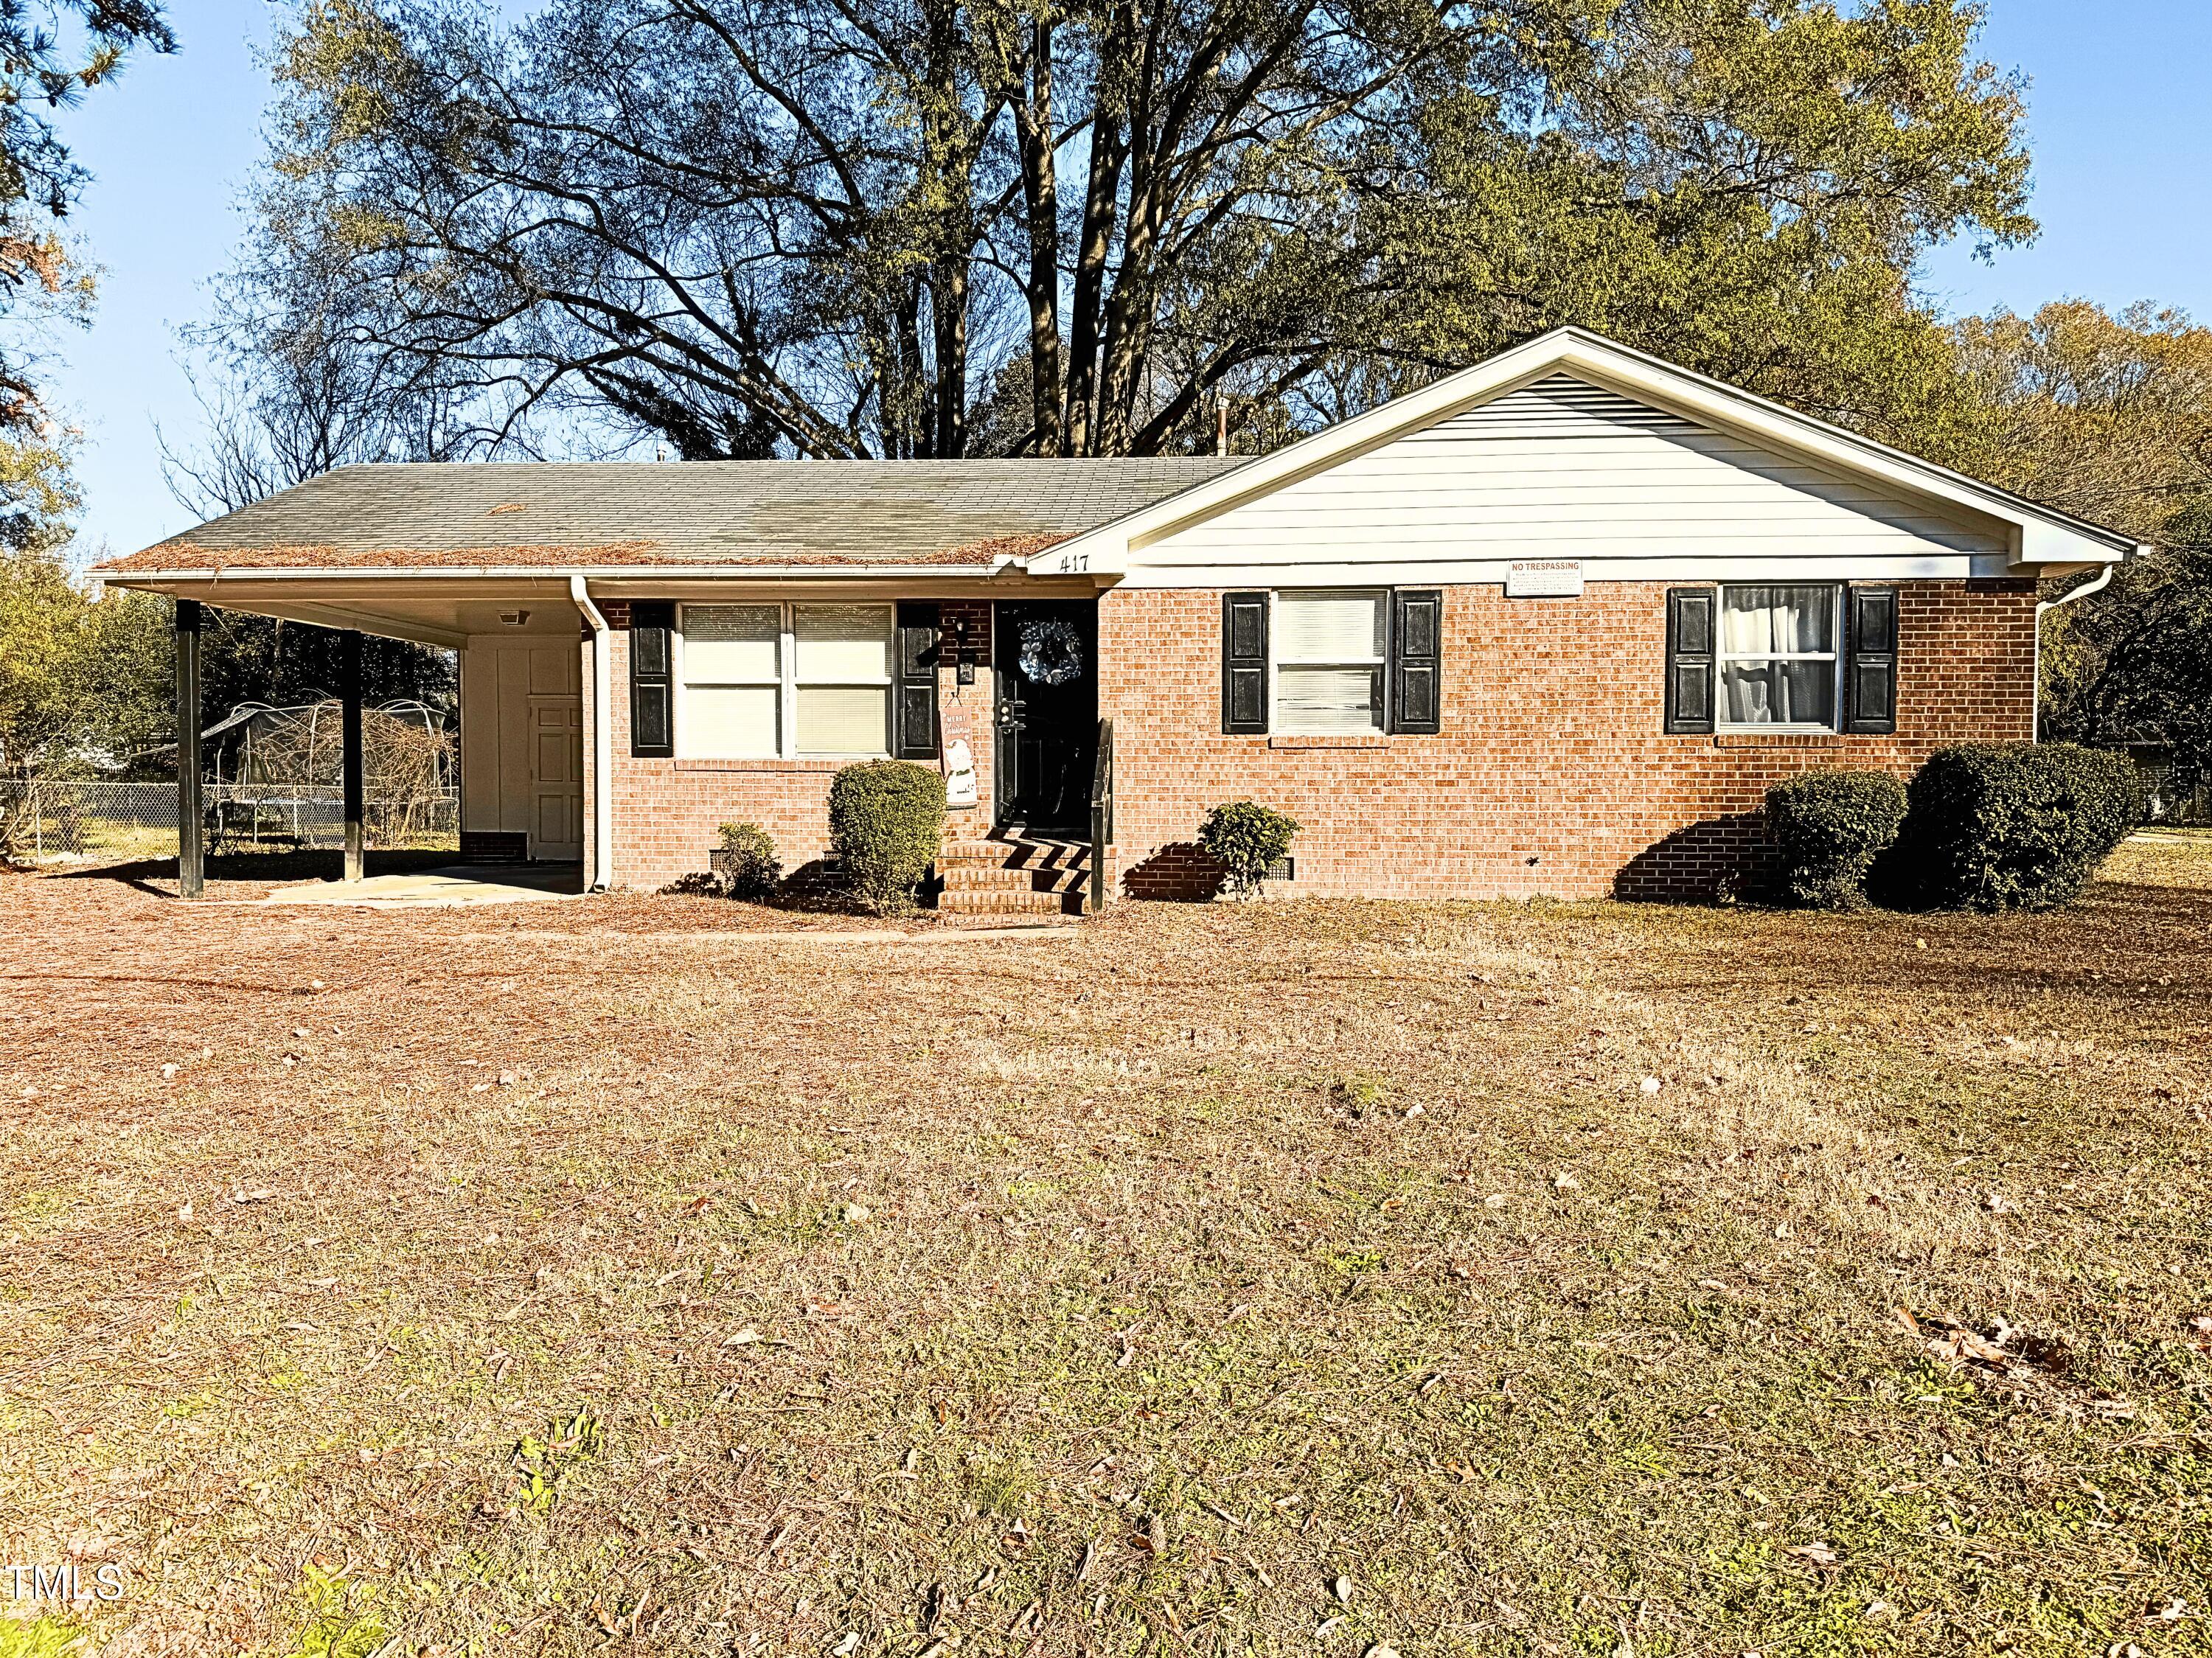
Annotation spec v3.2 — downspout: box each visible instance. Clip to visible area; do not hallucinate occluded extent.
[570,576,614,891]
[2033,565,2116,742]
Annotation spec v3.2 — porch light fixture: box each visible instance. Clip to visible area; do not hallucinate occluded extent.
[498,609,532,626]
[945,610,977,683]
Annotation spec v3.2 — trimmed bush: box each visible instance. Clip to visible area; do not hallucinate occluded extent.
[1764,770,1908,910]
[828,761,947,913]
[714,821,781,901]
[1198,801,1300,896]
[1893,742,2139,911]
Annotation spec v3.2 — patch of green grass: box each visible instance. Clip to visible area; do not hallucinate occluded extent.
[281,1564,388,1658]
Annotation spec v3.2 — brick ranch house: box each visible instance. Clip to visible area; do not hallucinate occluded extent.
[99,329,2138,907]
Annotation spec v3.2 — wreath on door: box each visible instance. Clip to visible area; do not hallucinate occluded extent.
[1017,617,1085,686]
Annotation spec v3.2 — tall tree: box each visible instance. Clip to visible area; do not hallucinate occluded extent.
[232,0,2028,462]
[1957,301,2212,791]
[0,1,174,541]
[0,546,170,776]
[161,276,464,520]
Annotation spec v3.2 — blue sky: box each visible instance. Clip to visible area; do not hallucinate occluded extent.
[44,0,2212,564]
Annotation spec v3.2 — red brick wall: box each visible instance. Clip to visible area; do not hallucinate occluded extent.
[1096,579,2038,902]
[594,580,2037,899]
[599,599,996,891]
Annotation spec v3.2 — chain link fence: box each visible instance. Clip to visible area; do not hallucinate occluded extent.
[2131,748,2211,826]
[0,779,459,862]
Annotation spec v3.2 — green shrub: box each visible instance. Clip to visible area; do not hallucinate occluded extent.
[1764,770,1908,910]
[1198,801,1301,896]
[828,761,947,913]
[715,821,781,900]
[1893,742,2139,911]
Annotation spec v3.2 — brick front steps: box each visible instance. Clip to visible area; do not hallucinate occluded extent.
[932,829,1094,916]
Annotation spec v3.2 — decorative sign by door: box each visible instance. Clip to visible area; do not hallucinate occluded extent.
[943,739,978,808]
[1506,559,1584,597]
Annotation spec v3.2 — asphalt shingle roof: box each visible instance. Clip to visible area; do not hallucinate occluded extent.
[100,458,1251,572]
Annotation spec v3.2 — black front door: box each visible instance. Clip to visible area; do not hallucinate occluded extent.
[995,599,1098,830]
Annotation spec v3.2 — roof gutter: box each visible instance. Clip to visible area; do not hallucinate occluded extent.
[2033,563,2119,742]
[570,576,615,892]
[100,560,1023,583]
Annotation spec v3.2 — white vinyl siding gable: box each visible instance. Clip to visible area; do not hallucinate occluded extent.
[1135,375,2006,572]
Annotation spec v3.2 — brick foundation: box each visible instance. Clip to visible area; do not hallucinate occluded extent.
[593,579,2037,902]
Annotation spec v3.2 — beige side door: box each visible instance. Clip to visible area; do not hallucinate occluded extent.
[527,693,583,860]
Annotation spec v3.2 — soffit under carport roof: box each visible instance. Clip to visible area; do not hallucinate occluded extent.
[95,457,1253,574]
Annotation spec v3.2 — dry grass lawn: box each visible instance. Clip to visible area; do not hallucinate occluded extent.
[3,835,2211,1657]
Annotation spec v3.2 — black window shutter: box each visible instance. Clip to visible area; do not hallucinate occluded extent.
[1663,588,1716,735]
[1222,592,1269,734]
[630,601,674,758]
[894,601,941,759]
[1388,589,1441,734]
[1845,585,1899,734]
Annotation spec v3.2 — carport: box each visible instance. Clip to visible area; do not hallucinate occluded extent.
[127,572,601,898]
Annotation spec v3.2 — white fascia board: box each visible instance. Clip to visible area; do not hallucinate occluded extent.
[1116,552,2014,589]
[1026,327,2136,576]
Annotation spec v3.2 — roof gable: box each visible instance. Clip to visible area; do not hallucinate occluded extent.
[1116,372,2009,580]
[1029,329,2140,577]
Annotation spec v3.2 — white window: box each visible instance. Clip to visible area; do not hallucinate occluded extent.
[1717,585,1840,730]
[680,602,894,758]
[681,604,781,757]
[793,604,894,756]
[1274,589,1386,734]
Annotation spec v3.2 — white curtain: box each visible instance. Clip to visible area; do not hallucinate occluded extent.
[1722,586,1833,653]
[1720,660,1835,724]
[1719,588,1836,725]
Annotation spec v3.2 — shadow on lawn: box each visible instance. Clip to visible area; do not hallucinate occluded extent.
[47,848,481,894]
[1676,877,2212,1011]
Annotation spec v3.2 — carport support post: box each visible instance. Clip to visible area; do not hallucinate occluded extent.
[341,629,365,882]
[175,599,204,899]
